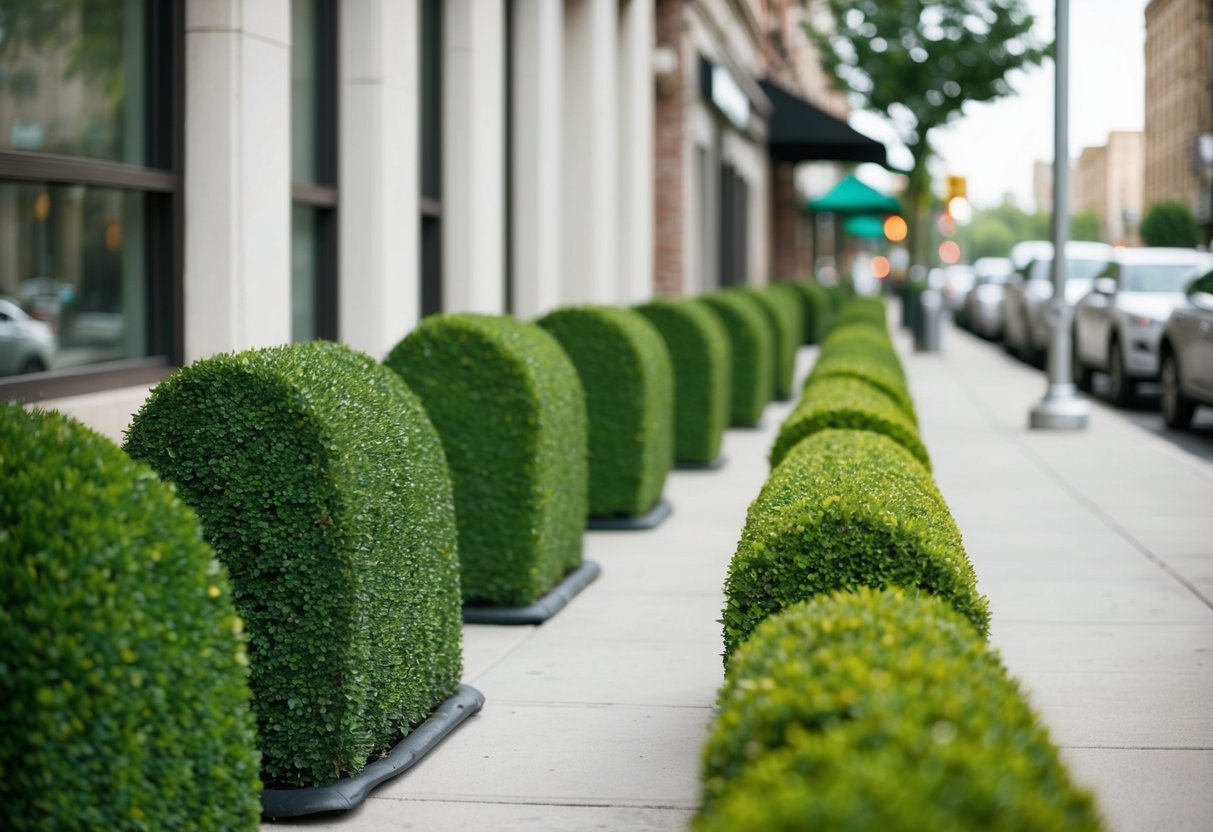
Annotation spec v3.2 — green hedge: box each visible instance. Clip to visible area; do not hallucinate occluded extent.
[782,281,832,344]
[804,352,916,423]
[722,429,987,659]
[126,342,462,787]
[538,306,674,517]
[700,292,774,427]
[2,404,261,829]
[734,287,802,401]
[771,377,928,469]
[830,295,888,331]
[817,323,905,377]
[635,298,731,464]
[698,589,1102,831]
[385,313,587,604]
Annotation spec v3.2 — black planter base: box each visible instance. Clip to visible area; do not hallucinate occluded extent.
[587,498,673,531]
[261,684,485,819]
[730,418,768,431]
[675,456,726,471]
[462,560,601,625]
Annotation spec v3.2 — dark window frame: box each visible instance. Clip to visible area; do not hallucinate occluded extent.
[420,0,443,318]
[0,0,183,403]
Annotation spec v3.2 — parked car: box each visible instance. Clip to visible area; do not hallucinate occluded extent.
[0,296,56,375]
[941,264,976,313]
[1003,241,1113,365]
[1158,266,1213,428]
[963,256,1013,339]
[1073,247,1213,404]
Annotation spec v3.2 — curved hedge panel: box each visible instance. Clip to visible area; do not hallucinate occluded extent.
[785,281,832,344]
[830,295,888,331]
[126,342,462,787]
[2,404,261,829]
[538,306,674,517]
[771,377,929,469]
[701,293,774,427]
[804,353,917,423]
[722,429,987,659]
[734,287,802,401]
[635,298,731,464]
[698,589,1101,831]
[385,314,588,604]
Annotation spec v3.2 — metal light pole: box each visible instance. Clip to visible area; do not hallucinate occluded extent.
[1030,0,1089,430]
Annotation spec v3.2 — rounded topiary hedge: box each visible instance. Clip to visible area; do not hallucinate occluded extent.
[125,342,462,788]
[830,295,888,331]
[817,323,905,376]
[537,305,674,517]
[771,377,929,470]
[804,353,916,423]
[2,404,261,830]
[734,286,802,402]
[698,589,1102,831]
[785,281,832,344]
[701,292,774,427]
[635,298,731,464]
[722,429,988,659]
[385,313,587,604]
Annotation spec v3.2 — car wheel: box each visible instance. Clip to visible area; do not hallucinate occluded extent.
[1072,332,1092,391]
[1107,339,1136,406]
[1160,350,1195,429]
[20,356,47,374]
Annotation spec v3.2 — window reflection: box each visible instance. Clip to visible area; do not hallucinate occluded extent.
[0,182,146,376]
[0,0,147,164]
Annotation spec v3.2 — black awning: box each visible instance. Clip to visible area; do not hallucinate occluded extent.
[759,79,887,167]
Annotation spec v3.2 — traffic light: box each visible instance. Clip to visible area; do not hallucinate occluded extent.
[946,175,967,202]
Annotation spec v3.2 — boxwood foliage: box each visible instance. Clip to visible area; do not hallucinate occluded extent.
[537,305,674,517]
[770,377,929,470]
[698,589,1102,831]
[635,298,731,464]
[125,342,462,788]
[386,314,587,603]
[700,292,774,426]
[817,323,905,377]
[1,404,261,830]
[783,281,832,344]
[733,286,802,401]
[805,353,917,424]
[830,295,888,331]
[722,429,987,659]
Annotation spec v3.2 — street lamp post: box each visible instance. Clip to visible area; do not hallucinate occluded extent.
[1030,0,1089,430]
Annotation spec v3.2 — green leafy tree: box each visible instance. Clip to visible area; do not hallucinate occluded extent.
[1139,201,1201,248]
[808,1,1050,267]
[1070,209,1103,243]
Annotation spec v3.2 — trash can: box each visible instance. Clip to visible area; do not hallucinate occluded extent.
[915,289,943,352]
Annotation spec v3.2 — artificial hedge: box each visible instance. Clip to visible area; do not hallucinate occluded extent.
[537,305,674,517]
[635,298,731,464]
[385,314,587,603]
[782,281,832,344]
[734,286,802,401]
[721,429,988,659]
[125,342,462,788]
[700,292,774,427]
[698,589,1102,831]
[770,376,929,470]
[804,352,917,423]
[2,404,261,830]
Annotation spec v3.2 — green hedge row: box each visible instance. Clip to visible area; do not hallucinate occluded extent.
[698,589,1102,831]
[386,314,588,604]
[723,429,986,658]
[635,299,731,464]
[780,281,832,345]
[701,292,774,427]
[537,306,673,517]
[733,286,801,401]
[2,405,262,830]
[126,342,463,787]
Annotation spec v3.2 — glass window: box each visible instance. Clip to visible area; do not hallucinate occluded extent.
[1122,264,1205,293]
[291,203,318,342]
[0,0,150,166]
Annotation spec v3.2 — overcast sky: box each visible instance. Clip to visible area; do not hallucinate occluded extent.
[848,0,1149,210]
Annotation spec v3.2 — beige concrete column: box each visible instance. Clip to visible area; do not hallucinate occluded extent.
[443,0,506,315]
[510,0,564,319]
[339,0,419,358]
[561,0,618,305]
[184,0,292,360]
[616,0,655,304]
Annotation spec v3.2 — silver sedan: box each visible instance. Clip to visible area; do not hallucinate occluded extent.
[1159,266,1213,428]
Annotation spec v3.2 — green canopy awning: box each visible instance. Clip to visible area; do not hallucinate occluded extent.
[842,214,888,238]
[808,174,901,215]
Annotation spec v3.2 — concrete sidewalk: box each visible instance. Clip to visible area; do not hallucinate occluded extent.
[272,318,1213,832]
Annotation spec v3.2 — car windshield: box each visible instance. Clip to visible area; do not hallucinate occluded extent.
[1028,257,1107,282]
[1121,264,1201,293]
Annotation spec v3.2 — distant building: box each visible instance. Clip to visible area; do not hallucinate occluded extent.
[1144,0,1213,243]
[1033,160,1053,214]
[1072,132,1144,245]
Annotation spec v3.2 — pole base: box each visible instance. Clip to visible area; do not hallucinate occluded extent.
[1029,385,1090,430]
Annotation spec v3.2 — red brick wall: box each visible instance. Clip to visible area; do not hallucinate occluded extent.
[654,0,686,296]
[770,161,813,280]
